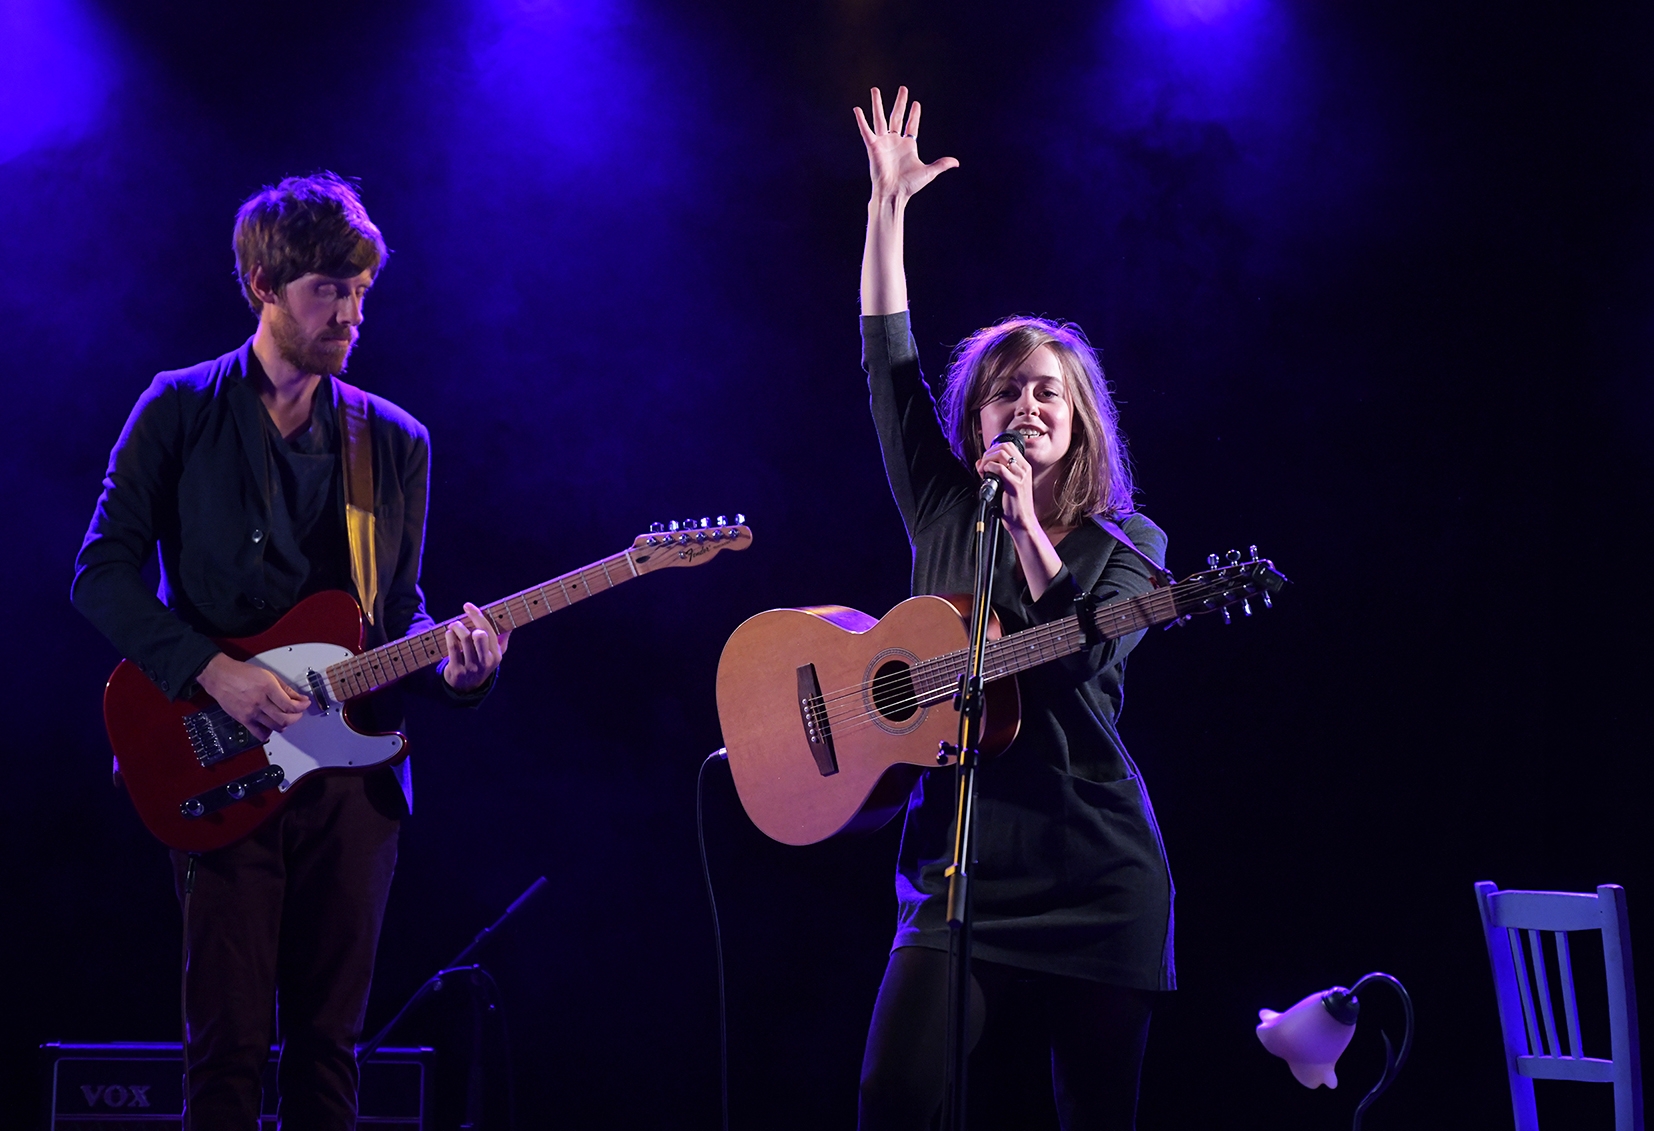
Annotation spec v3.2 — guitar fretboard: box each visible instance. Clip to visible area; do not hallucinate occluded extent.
[904,587,1183,706]
[324,548,641,699]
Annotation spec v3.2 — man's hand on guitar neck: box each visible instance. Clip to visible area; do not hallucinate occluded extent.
[440,601,509,693]
[196,653,311,741]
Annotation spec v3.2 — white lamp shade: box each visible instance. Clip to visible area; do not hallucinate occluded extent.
[1256,988,1357,1090]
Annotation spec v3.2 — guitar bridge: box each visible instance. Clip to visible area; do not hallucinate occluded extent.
[796,664,837,777]
[184,710,261,767]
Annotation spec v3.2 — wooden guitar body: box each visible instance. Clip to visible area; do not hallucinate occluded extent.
[104,590,404,854]
[716,595,1019,846]
[716,550,1288,845]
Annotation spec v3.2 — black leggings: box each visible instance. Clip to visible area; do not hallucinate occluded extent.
[858,946,1154,1131]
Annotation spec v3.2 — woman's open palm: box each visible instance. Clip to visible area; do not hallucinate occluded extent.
[854,86,959,200]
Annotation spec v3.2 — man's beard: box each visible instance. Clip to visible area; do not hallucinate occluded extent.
[270,306,355,376]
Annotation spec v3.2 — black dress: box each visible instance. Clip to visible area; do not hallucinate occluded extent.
[863,311,1176,992]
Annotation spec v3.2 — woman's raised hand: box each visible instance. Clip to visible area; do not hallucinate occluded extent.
[857,85,956,313]
[854,86,959,202]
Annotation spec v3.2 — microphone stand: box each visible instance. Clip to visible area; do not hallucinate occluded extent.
[358,876,548,1063]
[941,478,1006,1131]
[358,876,547,1129]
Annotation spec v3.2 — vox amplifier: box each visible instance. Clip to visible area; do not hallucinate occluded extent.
[40,1042,433,1130]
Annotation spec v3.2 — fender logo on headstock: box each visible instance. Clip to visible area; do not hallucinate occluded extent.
[630,515,752,573]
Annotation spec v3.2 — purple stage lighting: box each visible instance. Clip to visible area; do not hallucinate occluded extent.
[1151,0,1251,28]
[0,0,122,165]
[1094,0,1295,128]
[467,0,672,172]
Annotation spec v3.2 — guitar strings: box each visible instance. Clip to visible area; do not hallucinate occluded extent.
[809,605,1114,728]
[326,554,642,695]
[802,582,1218,740]
[805,596,1100,713]
[198,535,754,721]
[806,584,1178,717]
[291,530,755,697]
[803,588,1180,740]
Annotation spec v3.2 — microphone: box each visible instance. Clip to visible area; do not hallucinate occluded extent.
[978,430,1027,503]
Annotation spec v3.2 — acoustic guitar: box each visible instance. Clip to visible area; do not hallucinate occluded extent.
[105,519,752,852]
[716,549,1284,845]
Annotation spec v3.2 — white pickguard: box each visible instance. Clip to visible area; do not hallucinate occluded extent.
[247,641,404,790]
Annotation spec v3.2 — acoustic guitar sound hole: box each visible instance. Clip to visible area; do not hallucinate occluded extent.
[871,660,919,723]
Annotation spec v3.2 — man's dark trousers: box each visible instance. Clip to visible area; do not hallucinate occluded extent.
[170,771,403,1130]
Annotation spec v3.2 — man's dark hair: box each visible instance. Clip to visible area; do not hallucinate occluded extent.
[233,172,389,314]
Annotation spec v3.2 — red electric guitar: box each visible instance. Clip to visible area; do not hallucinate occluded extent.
[105,519,752,852]
[716,548,1285,846]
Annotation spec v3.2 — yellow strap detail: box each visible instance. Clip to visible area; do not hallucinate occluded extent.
[345,504,378,626]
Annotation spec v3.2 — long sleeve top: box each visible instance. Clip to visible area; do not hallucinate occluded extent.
[864,311,1175,990]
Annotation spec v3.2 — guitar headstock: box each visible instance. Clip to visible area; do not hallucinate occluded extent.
[1169,545,1288,627]
[629,514,753,573]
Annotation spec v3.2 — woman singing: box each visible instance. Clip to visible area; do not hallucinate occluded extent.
[854,86,1174,1131]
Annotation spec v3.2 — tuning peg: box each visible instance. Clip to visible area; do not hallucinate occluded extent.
[668,520,681,532]
[1262,591,1272,609]
[716,515,727,526]
[649,522,664,533]
[1207,553,1220,569]
[1242,598,1253,617]
[699,517,709,528]
[1227,549,1241,565]
[1249,544,1259,560]
[1221,608,1232,625]
[734,513,746,526]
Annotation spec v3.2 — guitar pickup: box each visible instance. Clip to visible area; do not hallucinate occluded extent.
[796,664,838,777]
[306,668,332,714]
[180,765,285,819]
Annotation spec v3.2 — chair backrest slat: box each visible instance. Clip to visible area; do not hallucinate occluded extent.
[1557,930,1584,1060]
[1510,928,1544,1056]
[1530,929,1564,1058]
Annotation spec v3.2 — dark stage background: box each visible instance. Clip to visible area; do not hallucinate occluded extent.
[3,0,1651,1126]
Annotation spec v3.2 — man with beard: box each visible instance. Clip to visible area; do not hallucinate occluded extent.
[72,172,507,1130]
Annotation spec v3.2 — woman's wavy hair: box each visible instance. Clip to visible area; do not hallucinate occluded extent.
[938,316,1135,524]
[233,172,388,314]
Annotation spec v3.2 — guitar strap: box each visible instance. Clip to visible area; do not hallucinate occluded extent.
[1094,516,1174,589]
[334,378,378,625]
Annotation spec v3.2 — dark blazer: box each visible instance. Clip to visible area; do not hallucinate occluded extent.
[73,339,474,811]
